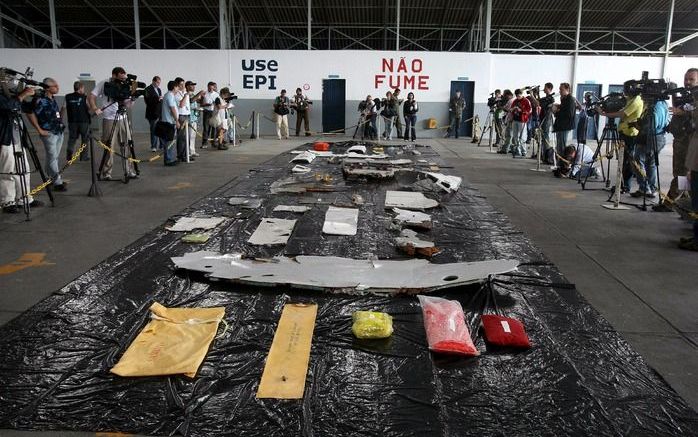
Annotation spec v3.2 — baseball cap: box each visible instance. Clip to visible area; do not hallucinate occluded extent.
[185,81,196,87]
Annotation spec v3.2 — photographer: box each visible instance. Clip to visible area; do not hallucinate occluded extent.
[490,89,504,146]
[159,80,180,166]
[26,77,67,192]
[497,89,515,153]
[600,84,644,193]
[538,83,556,163]
[679,85,698,251]
[446,90,465,139]
[174,77,191,162]
[144,76,163,152]
[525,87,540,147]
[291,88,312,137]
[402,92,419,142]
[552,83,576,158]
[631,95,669,199]
[554,144,600,179]
[393,88,404,139]
[200,82,219,149]
[359,95,377,140]
[1,87,44,213]
[273,89,290,140]
[214,87,234,149]
[187,82,204,158]
[380,91,398,140]
[64,81,91,161]
[662,68,698,211]
[510,89,532,157]
[88,66,136,180]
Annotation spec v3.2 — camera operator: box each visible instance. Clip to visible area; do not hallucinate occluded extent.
[64,81,91,161]
[631,93,669,199]
[552,83,576,158]
[554,144,600,179]
[525,87,540,147]
[538,83,556,163]
[291,87,312,137]
[510,89,532,157]
[662,68,698,211]
[359,95,377,140]
[490,89,505,146]
[88,66,136,180]
[144,76,163,152]
[26,77,67,192]
[599,83,644,193]
[187,82,204,158]
[497,89,515,153]
[446,90,465,139]
[380,91,398,140]
[0,87,44,213]
[403,92,419,142]
[393,88,404,139]
[200,81,219,149]
[273,89,290,140]
[214,87,234,149]
[679,83,698,251]
[173,77,192,162]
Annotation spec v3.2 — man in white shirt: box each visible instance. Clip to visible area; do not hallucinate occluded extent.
[200,81,219,149]
[558,144,600,178]
[87,66,136,181]
[173,77,191,162]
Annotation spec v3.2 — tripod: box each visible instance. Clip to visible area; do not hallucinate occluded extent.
[6,110,55,220]
[477,108,496,152]
[98,102,139,184]
[581,117,618,190]
[634,100,661,212]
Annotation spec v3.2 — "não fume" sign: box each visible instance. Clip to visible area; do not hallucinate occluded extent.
[374,57,429,90]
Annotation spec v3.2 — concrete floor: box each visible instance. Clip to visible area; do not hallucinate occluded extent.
[0,132,695,435]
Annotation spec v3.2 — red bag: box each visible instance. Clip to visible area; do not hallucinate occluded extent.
[418,295,479,356]
[313,142,330,151]
[481,314,531,349]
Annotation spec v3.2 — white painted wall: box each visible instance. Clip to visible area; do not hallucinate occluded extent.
[4,49,694,101]
[1,49,695,135]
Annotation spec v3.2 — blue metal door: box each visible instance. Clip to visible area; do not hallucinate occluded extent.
[322,79,346,133]
[449,81,475,137]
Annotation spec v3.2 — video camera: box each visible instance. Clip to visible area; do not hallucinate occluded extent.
[624,71,670,101]
[223,94,238,103]
[487,92,504,110]
[524,85,540,97]
[664,85,696,109]
[104,73,146,101]
[586,92,626,115]
[0,67,49,99]
[538,93,556,109]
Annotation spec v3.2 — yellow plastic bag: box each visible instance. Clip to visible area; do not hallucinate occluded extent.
[352,311,393,339]
[110,302,225,378]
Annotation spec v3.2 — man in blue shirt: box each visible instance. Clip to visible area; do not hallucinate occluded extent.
[26,77,67,192]
[631,99,669,198]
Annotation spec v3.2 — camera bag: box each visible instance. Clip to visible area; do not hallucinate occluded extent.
[154,121,176,141]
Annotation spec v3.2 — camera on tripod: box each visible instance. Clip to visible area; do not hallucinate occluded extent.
[665,85,697,136]
[624,71,670,101]
[103,73,146,101]
[538,93,556,109]
[0,67,49,99]
[664,85,696,109]
[487,92,504,110]
[524,85,540,97]
[587,92,626,115]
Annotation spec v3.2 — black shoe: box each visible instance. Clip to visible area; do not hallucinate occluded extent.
[29,200,44,207]
[305,132,312,136]
[2,204,19,213]
[218,144,229,150]
[165,161,178,167]
[53,184,68,192]
[652,203,673,212]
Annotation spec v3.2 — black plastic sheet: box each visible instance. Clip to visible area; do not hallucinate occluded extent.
[0,141,696,436]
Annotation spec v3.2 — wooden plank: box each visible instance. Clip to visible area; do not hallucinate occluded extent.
[256,303,318,399]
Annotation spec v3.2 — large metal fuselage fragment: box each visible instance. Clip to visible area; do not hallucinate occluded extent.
[171,251,519,295]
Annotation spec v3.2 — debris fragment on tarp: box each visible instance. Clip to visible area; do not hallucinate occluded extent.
[166,217,226,232]
[352,311,393,339]
[181,233,211,244]
[290,151,317,164]
[171,251,519,294]
[384,190,439,210]
[273,205,312,213]
[395,229,440,257]
[110,302,225,378]
[322,206,359,236]
[228,197,263,208]
[392,207,432,229]
[248,218,297,245]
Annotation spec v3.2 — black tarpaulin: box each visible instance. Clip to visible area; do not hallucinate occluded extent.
[0,141,696,436]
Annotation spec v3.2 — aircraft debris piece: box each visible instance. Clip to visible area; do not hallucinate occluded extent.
[384,191,439,210]
[171,251,520,295]
[228,197,263,208]
[273,205,311,213]
[290,151,317,164]
[248,218,297,245]
[395,229,440,257]
[322,206,359,236]
[166,217,226,232]
[392,208,432,229]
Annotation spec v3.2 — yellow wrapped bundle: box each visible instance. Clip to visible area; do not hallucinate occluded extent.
[352,311,393,339]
